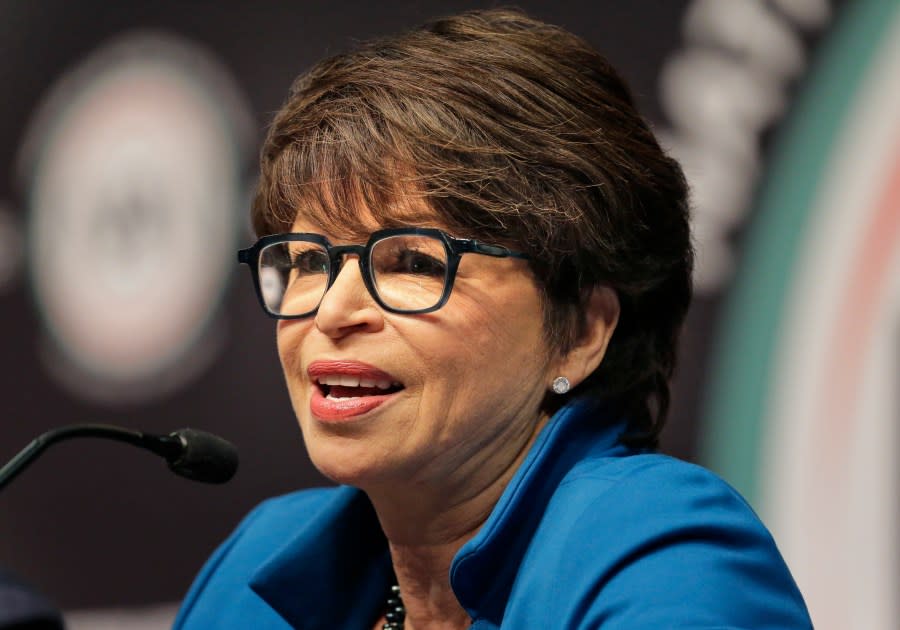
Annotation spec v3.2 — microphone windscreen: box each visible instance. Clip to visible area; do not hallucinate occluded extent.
[166,429,238,484]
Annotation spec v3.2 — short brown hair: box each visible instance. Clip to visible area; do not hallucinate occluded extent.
[253,9,693,447]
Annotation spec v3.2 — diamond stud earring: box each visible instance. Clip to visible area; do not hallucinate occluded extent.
[551,376,571,394]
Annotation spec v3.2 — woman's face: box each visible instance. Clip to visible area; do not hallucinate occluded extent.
[276,213,560,492]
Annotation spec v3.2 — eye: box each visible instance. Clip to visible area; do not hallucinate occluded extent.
[371,235,449,279]
[291,248,329,274]
[391,248,446,276]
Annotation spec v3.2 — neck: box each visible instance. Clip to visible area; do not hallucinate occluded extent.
[376,478,504,630]
[386,539,471,630]
[366,412,549,630]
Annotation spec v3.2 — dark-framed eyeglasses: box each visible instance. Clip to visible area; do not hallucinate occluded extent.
[237,227,530,319]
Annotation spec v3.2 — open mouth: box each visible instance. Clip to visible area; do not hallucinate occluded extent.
[315,375,404,399]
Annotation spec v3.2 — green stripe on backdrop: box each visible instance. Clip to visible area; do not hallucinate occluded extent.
[700,0,899,503]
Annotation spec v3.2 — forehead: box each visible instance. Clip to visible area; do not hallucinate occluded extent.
[288,189,448,240]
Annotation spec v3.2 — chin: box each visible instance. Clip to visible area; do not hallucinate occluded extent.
[304,437,396,489]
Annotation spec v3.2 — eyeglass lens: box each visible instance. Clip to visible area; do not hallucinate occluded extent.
[257,234,450,316]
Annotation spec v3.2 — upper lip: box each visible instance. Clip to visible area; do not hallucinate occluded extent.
[307,360,403,389]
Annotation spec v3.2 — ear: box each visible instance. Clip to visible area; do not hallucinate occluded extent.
[553,286,619,388]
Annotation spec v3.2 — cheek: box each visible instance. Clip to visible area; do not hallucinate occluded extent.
[425,294,550,394]
[473,282,548,353]
[276,320,311,383]
[275,324,293,372]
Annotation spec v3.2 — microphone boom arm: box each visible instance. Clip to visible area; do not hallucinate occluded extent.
[0,424,236,492]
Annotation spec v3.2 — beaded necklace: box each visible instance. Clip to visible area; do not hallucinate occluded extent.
[382,584,406,629]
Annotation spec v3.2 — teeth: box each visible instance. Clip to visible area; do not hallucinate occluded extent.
[316,375,358,386]
[315,375,399,390]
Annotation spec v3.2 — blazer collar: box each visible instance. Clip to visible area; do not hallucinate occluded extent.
[250,486,392,629]
[450,398,630,624]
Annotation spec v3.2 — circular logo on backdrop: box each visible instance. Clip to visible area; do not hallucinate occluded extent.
[19,32,254,403]
[702,1,900,628]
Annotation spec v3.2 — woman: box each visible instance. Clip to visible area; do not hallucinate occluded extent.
[176,9,812,629]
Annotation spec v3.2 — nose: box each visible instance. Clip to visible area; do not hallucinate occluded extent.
[314,255,384,338]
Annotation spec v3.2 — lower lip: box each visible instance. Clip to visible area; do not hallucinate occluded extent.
[309,386,399,421]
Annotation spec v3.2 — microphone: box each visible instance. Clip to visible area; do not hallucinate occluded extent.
[0,424,238,492]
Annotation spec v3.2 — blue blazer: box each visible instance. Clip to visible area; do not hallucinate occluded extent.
[175,399,812,628]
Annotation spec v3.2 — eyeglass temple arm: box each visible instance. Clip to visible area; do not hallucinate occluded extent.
[468,241,530,260]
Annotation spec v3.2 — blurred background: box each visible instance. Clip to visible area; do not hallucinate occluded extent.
[0,1,896,628]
